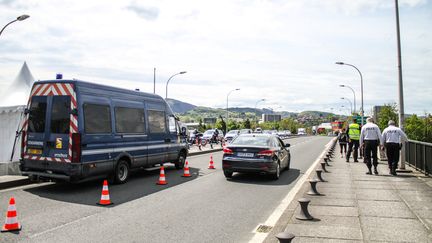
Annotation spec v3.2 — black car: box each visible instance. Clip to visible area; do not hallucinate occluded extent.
[222,134,291,180]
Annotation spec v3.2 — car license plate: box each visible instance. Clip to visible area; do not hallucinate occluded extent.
[28,148,42,155]
[237,152,254,157]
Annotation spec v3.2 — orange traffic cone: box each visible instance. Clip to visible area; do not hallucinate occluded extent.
[157,166,168,185]
[97,180,113,206]
[208,154,216,169]
[1,197,21,232]
[182,161,191,177]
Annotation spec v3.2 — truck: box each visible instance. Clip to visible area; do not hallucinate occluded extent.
[19,78,189,184]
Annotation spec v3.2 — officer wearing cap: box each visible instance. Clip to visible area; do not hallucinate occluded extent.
[382,120,408,175]
[346,118,360,162]
[360,117,383,175]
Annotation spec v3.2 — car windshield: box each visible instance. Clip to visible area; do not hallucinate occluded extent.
[204,130,214,135]
[227,130,238,135]
[231,136,270,146]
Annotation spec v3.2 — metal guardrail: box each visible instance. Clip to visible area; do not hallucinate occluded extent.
[405,139,432,175]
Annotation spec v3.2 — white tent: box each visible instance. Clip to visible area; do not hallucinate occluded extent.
[0,61,35,106]
[0,62,34,175]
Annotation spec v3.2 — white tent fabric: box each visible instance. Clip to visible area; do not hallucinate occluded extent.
[0,62,34,169]
[0,106,25,163]
[0,61,35,107]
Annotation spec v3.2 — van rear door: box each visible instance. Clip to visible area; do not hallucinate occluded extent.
[24,83,77,165]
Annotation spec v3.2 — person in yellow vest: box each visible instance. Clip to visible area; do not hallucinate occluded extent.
[346,118,360,162]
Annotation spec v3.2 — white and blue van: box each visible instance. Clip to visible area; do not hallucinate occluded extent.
[19,79,188,183]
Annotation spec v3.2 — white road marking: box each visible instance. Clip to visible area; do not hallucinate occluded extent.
[248,138,335,243]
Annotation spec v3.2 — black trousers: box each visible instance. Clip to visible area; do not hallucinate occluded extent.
[347,140,359,161]
[364,140,379,169]
[339,143,347,153]
[385,143,400,170]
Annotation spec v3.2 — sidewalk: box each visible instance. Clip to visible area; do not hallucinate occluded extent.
[0,146,222,190]
[264,142,432,242]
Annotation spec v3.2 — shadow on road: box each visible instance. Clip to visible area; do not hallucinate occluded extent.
[226,168,301,186]
[24,165,201,207]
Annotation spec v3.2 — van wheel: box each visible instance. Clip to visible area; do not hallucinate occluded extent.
[114,160,129,184]
[175,153,186,170]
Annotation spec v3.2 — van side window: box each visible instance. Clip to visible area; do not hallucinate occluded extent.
[28,96,47,133]
[50,96,71,134]
[148,110,166,133]
[115,107,145,133]
[168,116,176,133]
[84,104,112,134]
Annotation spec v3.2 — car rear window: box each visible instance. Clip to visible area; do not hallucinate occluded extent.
[28,96,47,133]
[231,136,269,146]
[50,96,71,134]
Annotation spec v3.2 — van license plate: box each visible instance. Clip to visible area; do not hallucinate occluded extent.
[28,148,42,155]
[237,152,254,157]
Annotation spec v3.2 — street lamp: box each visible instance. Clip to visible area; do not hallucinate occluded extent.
[341,97,353,115]
[336,62,364,126]
[339,84,356,114]
[254,98,266,123]
[226,88,240,121]
[165,71,186,99]
[0,15,30,38]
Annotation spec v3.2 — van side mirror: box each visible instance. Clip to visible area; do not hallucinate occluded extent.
[24,108,30,115]
[70,108,78,116]
[285,143,290,148]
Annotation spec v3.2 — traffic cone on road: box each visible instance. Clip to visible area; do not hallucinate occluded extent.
[157,166,168,185]
[208,154,216,169]
[1,197,21,232]
[182,161,192,177]
[97,180,113,206]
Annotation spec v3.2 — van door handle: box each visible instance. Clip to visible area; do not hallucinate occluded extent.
[164,138,171,143]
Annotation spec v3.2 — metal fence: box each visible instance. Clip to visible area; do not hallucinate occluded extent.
[405,140,432,175]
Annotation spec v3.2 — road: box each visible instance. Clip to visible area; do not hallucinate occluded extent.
[0,136,332,243]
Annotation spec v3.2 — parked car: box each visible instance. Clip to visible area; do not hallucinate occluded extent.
[239,129,253,134]
[224,130,239,143]
[202,129,224,142]
[19,79,189,184]
[254,127,262,133]
[222,134,291,180]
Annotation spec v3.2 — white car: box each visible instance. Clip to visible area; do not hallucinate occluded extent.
[224,130,239,143]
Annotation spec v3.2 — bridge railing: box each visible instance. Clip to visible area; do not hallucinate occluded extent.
[405,140,432,176]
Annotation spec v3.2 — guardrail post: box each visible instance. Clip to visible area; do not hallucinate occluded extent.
[295,198,314,220]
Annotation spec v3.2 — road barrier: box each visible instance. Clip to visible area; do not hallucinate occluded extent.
[307,179,321,196]
[295,198,314,220]
[405,140,432,175]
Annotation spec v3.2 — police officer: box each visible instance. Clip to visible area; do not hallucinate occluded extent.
[346,118,360,162]
[382,120,408,176]
[360,117,383,175]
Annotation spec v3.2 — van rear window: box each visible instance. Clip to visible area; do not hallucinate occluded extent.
[50,96,71,134]
[115,107,145,133]
[84,104,112,134]
[28,96,47,133]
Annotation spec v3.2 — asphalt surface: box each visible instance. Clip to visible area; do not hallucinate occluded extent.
[0,136,331,243]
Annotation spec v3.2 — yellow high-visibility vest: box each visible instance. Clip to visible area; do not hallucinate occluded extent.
[348,123,360,140]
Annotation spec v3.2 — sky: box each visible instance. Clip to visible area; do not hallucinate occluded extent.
[0,0,431,116]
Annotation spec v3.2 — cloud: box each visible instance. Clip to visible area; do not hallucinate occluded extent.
[126,2,159,21]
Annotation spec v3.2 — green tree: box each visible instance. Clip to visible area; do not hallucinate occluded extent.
[404,114,423,141]
[377,104,398,131]
[242,118,251,129]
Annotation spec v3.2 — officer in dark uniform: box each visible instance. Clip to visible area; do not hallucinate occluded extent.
[382,120,408,175]
[360,117,383,175]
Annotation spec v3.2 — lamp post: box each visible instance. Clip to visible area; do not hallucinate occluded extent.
[339,84,356,114]
[336,62,363,126]
[395,0,407,171]
[341,97,353,115]
[0,15,30,38]
[165,71,186,99]
[254,98,266,124]
[226,88,240,122]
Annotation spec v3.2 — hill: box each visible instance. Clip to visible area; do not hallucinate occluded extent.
[166,98,196,114]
